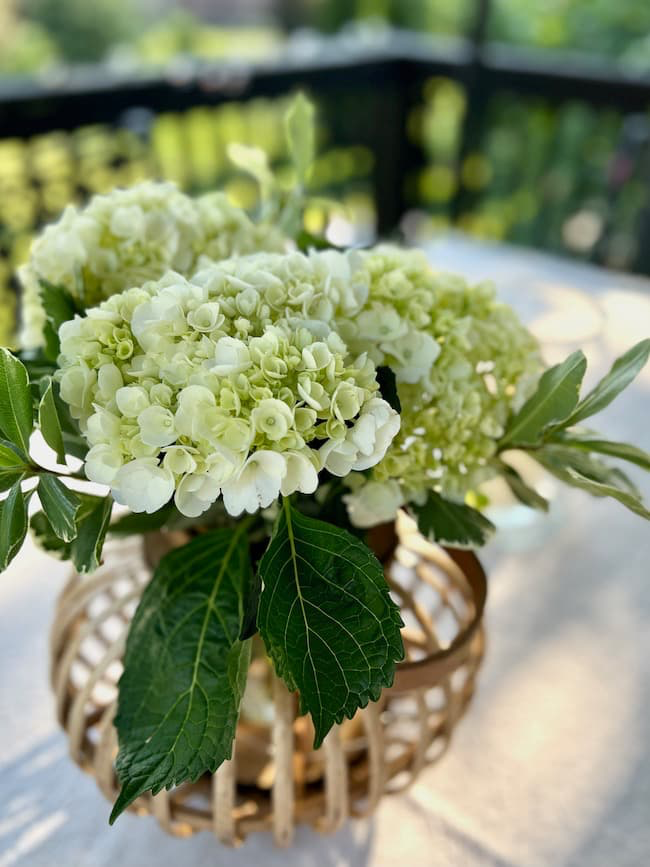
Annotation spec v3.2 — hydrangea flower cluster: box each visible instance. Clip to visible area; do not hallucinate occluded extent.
[19,182,286,349]
[192,247,539,514]
[56,265,400,518]
[357,252,541,509]
[54,243,539,525]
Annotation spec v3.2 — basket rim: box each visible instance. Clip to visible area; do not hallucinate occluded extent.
[391,546,487,692]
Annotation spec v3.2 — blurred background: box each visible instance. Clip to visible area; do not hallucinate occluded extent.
[1,0,650,348]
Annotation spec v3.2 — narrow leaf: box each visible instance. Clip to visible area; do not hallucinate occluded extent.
[37,476,80,543]
[70,495,112,573]
[258,500,404,749]
[549,433,650,472]
[564,339,650,427]
[413,490,495,549]
[538,458,650,521]
[0,482,29,572]
[0,439,28,468]
[0,440,29,492]
[538,445,640,496]
[30,510,71,559]
[499,462,549,512]
[285,92,315,184]
[39,379,66,464]
[0,348,34,454]
[110,527,252,823]
[501,350,587,447]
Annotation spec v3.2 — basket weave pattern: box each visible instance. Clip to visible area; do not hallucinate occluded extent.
[50,516,486,846]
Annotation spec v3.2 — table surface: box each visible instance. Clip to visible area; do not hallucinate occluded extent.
[1,236,649,867]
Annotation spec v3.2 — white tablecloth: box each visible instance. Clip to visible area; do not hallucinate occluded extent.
[1,236,649,867]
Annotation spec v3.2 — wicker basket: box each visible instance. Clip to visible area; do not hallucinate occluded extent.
[50,513,487,846]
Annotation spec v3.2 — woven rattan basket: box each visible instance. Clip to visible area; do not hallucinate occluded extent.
[50,513,486,846]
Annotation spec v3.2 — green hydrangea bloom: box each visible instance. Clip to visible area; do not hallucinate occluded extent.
[360,253,541,497]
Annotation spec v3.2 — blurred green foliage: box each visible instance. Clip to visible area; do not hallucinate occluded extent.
[489,0,650,64]
[305,0,473,35]
[134,10,282,64]
[23,0,140,63]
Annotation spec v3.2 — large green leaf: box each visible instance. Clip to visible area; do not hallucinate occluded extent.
[0,482,29,572]
[110,527,252,824]
[501,350,586,447]
[38,379,66,464]
[413,491,496,548]
[548,433,650,472]
[37,475,80,543]
[0,349,34,454]
[563,339,650,428]
[257,500,404,748]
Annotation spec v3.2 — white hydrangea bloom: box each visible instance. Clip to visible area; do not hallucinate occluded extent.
[344,480,405,528]
[57,258,399,518]
[19,182,287,350]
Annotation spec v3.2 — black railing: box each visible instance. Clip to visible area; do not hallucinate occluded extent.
[1,31,650,279]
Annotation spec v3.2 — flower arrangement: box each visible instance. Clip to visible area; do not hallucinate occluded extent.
[1,96,648,825]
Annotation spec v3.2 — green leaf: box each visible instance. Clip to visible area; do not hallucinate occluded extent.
[413,490,496,548]
[548,433,650,472]
[537,457,650,521]
[501,350,587,447]
[17,350,57,384]
[376,366,402,414]
[38,279,80,362]
[0,440,28,493]
[0,348,34,454]
[563,339,650,428]
[0,482,29,572]
[30,494,112,567]
[108,502,176,536]
[257,500,404,749]
[30,510,70,558]
[536,445,640,496]
[70,495,112,573]
[37,476,80,543]
[227,143,275,200]
[110,527,252,824]
[285,92,315,185]
[498,462,549,512]
[38,379,66,464]
[295,229,337,253]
